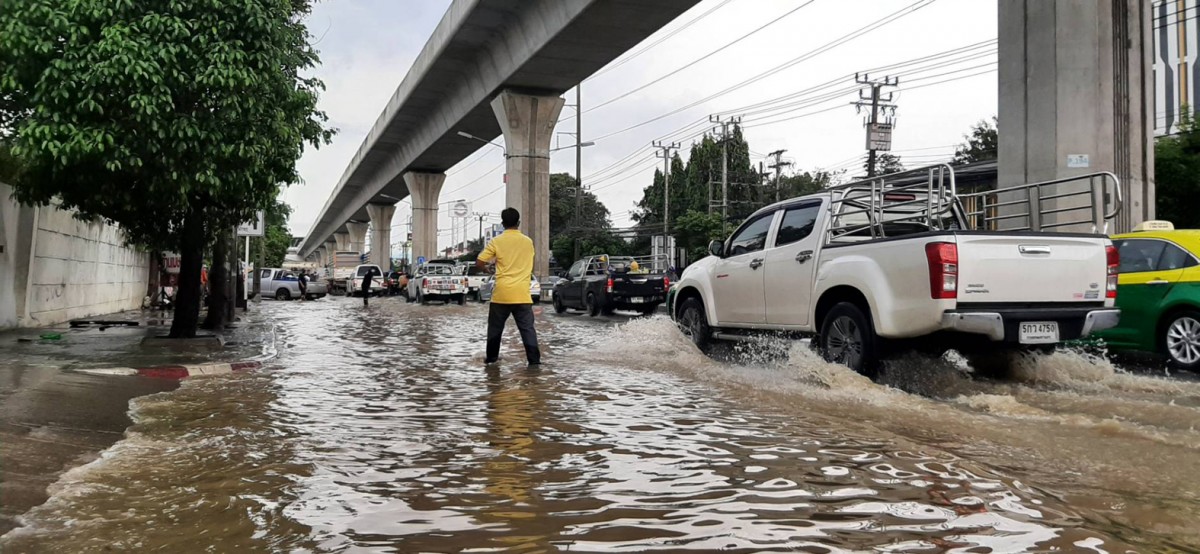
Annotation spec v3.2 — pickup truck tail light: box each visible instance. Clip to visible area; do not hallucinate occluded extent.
[1106,245,1119,299]
[925,242,958,299]
[663,275,670,289]
[606,277,614,294]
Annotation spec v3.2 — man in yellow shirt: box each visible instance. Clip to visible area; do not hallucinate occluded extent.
[476,208,540,365]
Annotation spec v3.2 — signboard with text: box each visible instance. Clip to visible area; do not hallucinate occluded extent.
[236,211,266,237]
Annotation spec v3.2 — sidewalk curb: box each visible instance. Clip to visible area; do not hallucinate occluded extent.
[78,361,262,379]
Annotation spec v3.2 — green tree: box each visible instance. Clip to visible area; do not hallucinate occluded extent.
[673,210,725,263]
[1155,109,1200,228]
[260,197,292,268]
[0,0,333,336]
[866,153,905,176]
[952,117,998,165]
[776,170,835,198]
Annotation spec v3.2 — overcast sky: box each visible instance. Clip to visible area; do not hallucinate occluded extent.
[283,0,998,253]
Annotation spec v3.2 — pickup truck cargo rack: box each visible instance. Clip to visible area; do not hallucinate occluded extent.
[824,164,1123,244]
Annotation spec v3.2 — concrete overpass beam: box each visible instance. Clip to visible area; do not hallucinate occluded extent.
[367,204,396,270]
[346,222,368,254]
[999,0,1153,233]
[404,172,446,268]
[334,232,350,252]
[490,90,565,278]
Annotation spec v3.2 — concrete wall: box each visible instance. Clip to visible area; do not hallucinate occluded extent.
[1,182,150,329]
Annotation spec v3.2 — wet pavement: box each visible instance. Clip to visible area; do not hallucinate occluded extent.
[0,309,276,535]
[2,297,1199,552]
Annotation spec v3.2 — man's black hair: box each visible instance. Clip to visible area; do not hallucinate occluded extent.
[501,207,520,229]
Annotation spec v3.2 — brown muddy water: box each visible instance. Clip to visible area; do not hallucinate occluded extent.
[2,297,1198,552]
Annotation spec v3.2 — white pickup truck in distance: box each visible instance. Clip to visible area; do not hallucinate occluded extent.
[669,164,1123,377]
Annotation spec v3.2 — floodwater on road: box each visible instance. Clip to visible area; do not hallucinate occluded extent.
[3,297,1199,552]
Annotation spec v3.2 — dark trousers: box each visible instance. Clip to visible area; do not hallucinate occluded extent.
[486,303,540,364]
[362,287,370,306]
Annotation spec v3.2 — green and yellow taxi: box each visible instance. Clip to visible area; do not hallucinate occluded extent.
[1096,221,1200,370]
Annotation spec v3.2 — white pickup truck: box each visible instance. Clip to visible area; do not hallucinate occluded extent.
[669,165,1123,377]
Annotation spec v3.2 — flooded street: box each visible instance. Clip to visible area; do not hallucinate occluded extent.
[3,297,1200,552]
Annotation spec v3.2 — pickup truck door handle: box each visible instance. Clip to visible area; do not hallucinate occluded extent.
[796,250,813,263]
[749,258,764,270]
[1147,279,1170,286]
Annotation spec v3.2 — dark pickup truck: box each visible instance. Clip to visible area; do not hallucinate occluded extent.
[552,255,670,316]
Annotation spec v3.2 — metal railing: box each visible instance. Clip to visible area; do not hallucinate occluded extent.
[825,164,958,243]
[957,172,1122,234]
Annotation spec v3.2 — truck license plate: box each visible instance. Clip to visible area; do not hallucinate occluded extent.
[631,297,644,303]
[1019,322,1059,344]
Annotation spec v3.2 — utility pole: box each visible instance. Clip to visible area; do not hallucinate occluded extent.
[474,212,489,246]
[570,87,583,262]
[709,115,741,230]
[767,149,793,202]
[852,73,898,178]
[652,140,680,236]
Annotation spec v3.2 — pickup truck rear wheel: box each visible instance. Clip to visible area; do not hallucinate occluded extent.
[819,302,878,378]
[553,295,567,314]
[586,293,600,317]
[677,298,711,352]
[275,288,291,301]
[456,294,466,306]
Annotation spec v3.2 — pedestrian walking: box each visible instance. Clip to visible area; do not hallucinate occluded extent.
[298,271,308,301]
[476,207,540,366]
[360,267,376,307]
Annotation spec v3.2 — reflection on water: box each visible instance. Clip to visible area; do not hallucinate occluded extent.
[3,298,1199,552]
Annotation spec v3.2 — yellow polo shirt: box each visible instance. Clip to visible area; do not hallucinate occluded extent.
[478,229,534,304]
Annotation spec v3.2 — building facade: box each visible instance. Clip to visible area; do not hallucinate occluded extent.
[1154,0,1200,135]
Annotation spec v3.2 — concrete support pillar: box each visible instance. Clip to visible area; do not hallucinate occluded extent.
[999,0,1153,233]
[404,172,446,269]
[316,246,327,267]
[490,90,565,278]
[324,240,337,267]
[334,232,350,252]
[345,222,368,254]
[367,203,396,271]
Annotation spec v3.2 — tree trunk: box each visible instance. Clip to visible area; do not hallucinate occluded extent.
[169,210,206,338]
[202,228,229,331]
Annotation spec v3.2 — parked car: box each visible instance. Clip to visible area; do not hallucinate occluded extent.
[347,264,384,297]
[407,261,468,305]
[258,268,327,300]
[1093,221,1200,370]
[478,274,541,303]
[668,164,1122,377]
[553,255,668,316]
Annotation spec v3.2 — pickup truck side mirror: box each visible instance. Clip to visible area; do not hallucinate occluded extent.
[708,240,725,258]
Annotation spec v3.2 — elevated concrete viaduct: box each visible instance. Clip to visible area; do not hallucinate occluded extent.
[299,0,701,277]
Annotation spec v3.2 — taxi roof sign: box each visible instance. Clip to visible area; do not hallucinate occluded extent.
[1132,220,1175,232]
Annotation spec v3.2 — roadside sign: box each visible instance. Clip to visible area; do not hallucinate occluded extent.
[1067,154,1090,168]
[417,256,426,265]
[237,211,266,237]
[163,252,181,274]
[452,201,470,218]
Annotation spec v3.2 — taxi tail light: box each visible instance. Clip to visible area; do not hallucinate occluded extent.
[1106,245,1118,299]
[925,242,958,299]
[606,277,613,294]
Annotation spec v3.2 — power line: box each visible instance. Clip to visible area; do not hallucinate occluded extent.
[584,0,820,114]
[589,0,939,143]
[585,0,735,82]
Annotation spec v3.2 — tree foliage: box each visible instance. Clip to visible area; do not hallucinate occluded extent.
[0,0,333,335]
[952,117,998,165]
[1155,109,1200,228]
[548,172,629,267]
[868,152,905,176]
[260,196,292,268]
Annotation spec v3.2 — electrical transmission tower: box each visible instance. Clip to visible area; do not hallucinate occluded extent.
[852,73,899,178]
